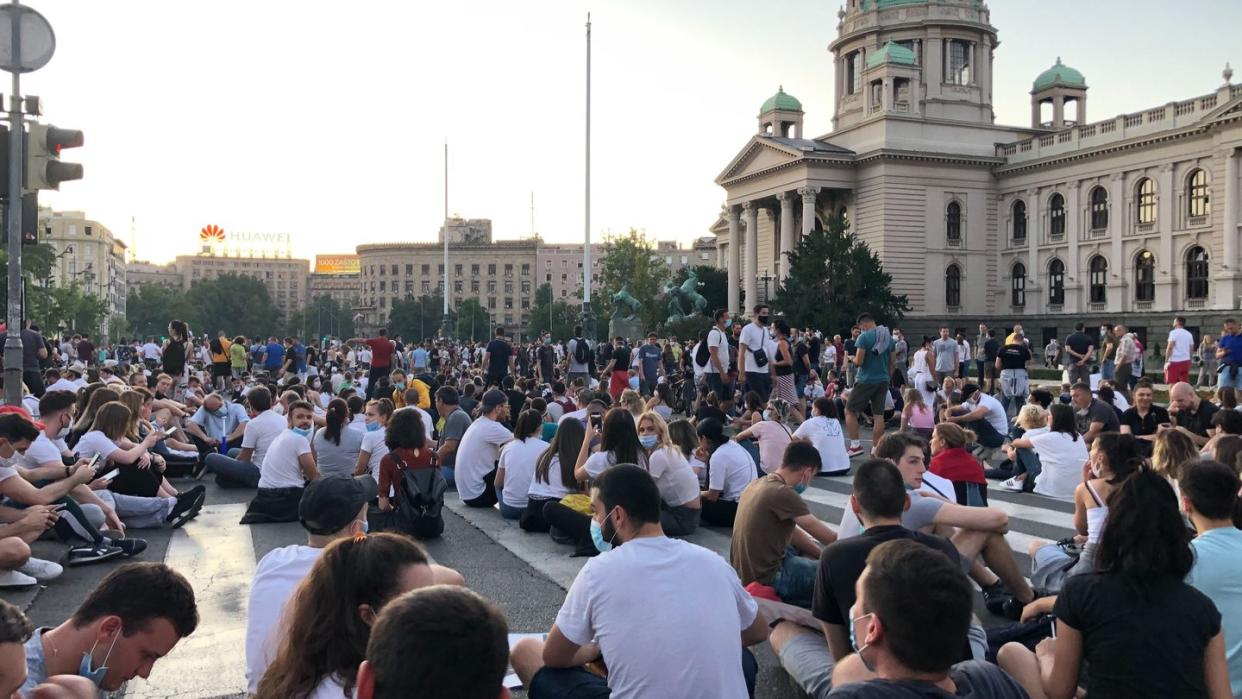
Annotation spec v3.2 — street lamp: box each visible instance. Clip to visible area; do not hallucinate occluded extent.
[758,270,775,303]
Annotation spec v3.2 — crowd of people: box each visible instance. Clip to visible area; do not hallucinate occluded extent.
[0,306,1240,698]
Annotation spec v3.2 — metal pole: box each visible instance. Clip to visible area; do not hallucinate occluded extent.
[579,12,596,339]
[3,0,25,407]
[441,142,452,336]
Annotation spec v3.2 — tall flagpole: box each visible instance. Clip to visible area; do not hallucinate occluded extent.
[579,12,597,339]
[440,141,453,337]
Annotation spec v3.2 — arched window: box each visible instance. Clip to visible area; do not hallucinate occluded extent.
[946,201,961,242]
[1011,263,1026,307]
[1049,193,1065,237]
[1136,178,1157,225]
[945,264,961,308]
[1048,259,1065,305]
[1134,250,1155,302]
[1089,256,1108,303]
[1090,187,1109,230]
[1186,246,1210,299]
[1012,200,1027,240]
[1188,169,1210,218]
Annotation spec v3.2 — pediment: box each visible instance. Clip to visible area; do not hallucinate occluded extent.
[716,139,801,184]
[1199,92,1242,125]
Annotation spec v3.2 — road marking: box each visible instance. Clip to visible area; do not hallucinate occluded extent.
[124,503,254,699]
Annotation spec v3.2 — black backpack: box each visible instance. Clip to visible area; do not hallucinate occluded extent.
[393,460,447,539]
[695,339,711,368]
[573,338,591,364]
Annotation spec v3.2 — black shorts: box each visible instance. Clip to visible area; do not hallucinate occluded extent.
[847,381,888,414]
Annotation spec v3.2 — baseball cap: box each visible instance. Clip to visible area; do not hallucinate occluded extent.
[482,389,508,410]
[299,476,377,535]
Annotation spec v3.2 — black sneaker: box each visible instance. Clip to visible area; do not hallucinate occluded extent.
[1000,597,1025,621]
[67,544,124,567]
[191,459,209,480]
[981,581,1013,616]
[109,538,148,557]
[166,486,207,528]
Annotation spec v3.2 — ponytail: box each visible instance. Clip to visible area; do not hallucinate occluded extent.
[324,398,348,445]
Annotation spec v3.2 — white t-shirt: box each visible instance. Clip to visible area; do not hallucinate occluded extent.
[497,437,550,508]
[142,342,162,360]
[975,393,1010,435]
[74,430,119,464]
[691,342,706,381]
[454,417,512,501]
[360,428,388,483]
[648,447,701,507]
[242,410,287,466]
[1029,431,1089,501]
[555,536,756,699]
[244,544,324,694]
[528,455,574,500]
[567,339,591,374]
[739,322,768,374]
[707,440,756,501]
[44,379,79,395]
[704,327,730,375]
[22,432,67,469]
[258,430,312,489]
[792,416,850,474]
[1168,327,1194,362]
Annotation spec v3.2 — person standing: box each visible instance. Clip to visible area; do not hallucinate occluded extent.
[996,332,1031,416]
[76,334,95,369]
[1166,315,1195,386]
[843,326,860,388]
[1063,322,1095,387]
[1044,337,1061,369]
[1198,333,1220,389]
[348,329,395,400]
[889,329,907,388]
[974,323,989,384]
[1099,324,1117,381]
[738,304,773,403]
[565,326,593,385]
[261,335,284,376]
[845,313,893,458]
[932,327,959,380]
[637,333,663,397]
[0,321,48,398]
[1113,325,1139,400]
[703,310,733,404]
[481,327,514,389]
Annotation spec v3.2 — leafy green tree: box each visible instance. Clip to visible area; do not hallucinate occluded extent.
[527,283,580,340]
[387,293,444,343]
[772,214,909,332]
[27,282,109,337]
[596,228,669,334]
[184,273,282,339]
[0,242,57,310]
[453,298,491,342]
[669,265,728,317]
[126,284,195,339]
[288,295,355,341]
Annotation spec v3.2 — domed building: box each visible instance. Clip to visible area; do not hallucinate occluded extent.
[714,0,1242,345]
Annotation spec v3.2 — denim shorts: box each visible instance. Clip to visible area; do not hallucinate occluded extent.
[771,546,817,608]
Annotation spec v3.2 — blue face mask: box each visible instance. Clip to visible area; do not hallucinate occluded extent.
[358,519,369,534]
[589,509,618,553]
[80,630,120,687]
[762,410,771,421]
[793,480,807,495]
[365,421,381,432]
[724,319,733,329]
[849,611,876,671]
[393,383,406,391]
[639,434,658,449]
[291,426,311,438]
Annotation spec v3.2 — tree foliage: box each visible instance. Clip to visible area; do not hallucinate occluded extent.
[288,295,355,341]
[387,293,445,343]
[126,284,195,339]
[2,243,110,337]
[527,283,580,341]
[453,298,491,343]
[596,228,669,335]
[771,214,909,332]
[183,274,282,339]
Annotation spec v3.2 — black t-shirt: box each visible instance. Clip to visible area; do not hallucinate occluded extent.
[1173,399,1220,438]
[808,336,822,366]
[982,338,1000,362]
[813,525,961,627]
[538,345,555,377]
[612,346,630,370]
[826,661,1028,698]
[1065,331,1093,359]
[997,344,1031,370]
[1055,572,1220,699]
[1076,399,1120,435]
[485,339,512,377]
[695,405,727,424]
[0,329,46,370]
[1119,405,1170,437]
[793,342,811,376]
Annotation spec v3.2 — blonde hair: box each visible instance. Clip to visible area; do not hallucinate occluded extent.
[932,422,976,450]
[903,388,926,408]
[766,398,791,422]
[620,389,645,417]
[1151,429,1199,482]
[637,411,675,450]
[1016,404,1048,430]
[117,390,146,442]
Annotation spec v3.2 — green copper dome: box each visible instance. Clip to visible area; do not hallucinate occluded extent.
[761,86,802,113]
[1033,57,1086,91]
[866,40,918,69]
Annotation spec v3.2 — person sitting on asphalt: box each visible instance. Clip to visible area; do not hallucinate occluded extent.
[509,464,768,698]
[356,586,511,699]
[792,397,851,476]
[310,398,364,479]
[939,383,1007,452]
[829,539,1029,698]
[696,417,758,528]
[635,411,702,536]
[730,441,836,608]
[354,398,394,485]
[199,386,283,488]
[1001,403,1087,500]
[771,457,971,698]
[255,533,439,699]
[21,562,199,695]
[928,422,988,506]
[0,599,96,698]
[838,433,1035,620]
[733,397,796,475]
[245,475,464,693]
[240,400,320,524]
[454,389,513,509]
[494,410,549,521]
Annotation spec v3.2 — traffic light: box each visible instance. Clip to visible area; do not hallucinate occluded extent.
[2,192,38,246]
[25,123,83,190]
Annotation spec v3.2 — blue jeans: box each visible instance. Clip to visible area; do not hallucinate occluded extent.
[966,419,1005,449]
[1015,448,1042,492]
[772,546,817,608]
[205,453,259,489]
[1221,365,1241,389]
[529,648,758,698]
[495,487,525,520]
[1101,359,1115,380]
[442,466,455,487]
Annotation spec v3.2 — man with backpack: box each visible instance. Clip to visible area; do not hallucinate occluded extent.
[568,325,596,384]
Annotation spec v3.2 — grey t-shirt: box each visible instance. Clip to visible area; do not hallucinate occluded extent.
[933,339,960,372]
[311,427,365,478]
[438,408,472,468]
[836,487,944,540]
[826,660,1028,698]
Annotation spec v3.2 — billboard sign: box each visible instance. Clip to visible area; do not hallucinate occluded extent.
[315,254,360,275]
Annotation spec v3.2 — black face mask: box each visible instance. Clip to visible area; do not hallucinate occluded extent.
[757,315,769,325]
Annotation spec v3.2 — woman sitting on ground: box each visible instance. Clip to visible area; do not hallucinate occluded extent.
[494,409,549,521]
[521,418,585,533]
[928,422,987,506]
[998,467,1231,699]
[636,411,701,536]
[1151,427,1202,499]
[733,398,795,475]
[353,399,394,485]
[312,399,364,479]
[731,390,765,430]
[899,387,934,440]
[668,418,706,486]
[1001,404,1086,500]
[645,383,675,422]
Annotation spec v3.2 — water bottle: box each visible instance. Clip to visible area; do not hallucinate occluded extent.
[219,437,228,454]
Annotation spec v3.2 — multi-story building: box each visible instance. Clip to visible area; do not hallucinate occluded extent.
[714,0,1242,345]
[172,254,310,320]
[308,254,361,309]
[655,238,719,276]
[127,260,183,289]
[37,209,127,331]
[536,243,602,302]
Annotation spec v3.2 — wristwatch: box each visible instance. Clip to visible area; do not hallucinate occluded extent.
[64,464,72,479]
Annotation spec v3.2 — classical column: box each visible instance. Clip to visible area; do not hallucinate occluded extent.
[777,192,795,280]
[716,239,724,268]
[1027,189,1040,312]
[799,186,819,239]
[1108,173,1126,311]
[1221,149,1241,309]
[727,206,741,315]
[1066,181,1081,310]
[1053,96,1064,128]
[743,202,759,312]
[1157,164,1175,310]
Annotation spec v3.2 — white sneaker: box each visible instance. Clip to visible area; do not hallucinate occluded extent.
[19,557,63,582]
[999,476,1024,493]
[0,569,38,588]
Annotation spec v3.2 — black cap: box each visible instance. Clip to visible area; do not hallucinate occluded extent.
[299,476,377,535]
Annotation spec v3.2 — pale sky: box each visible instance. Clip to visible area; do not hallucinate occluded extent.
[25,0,1242,264]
